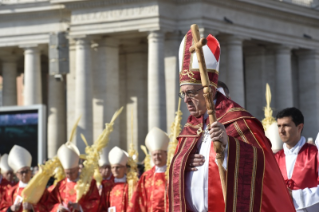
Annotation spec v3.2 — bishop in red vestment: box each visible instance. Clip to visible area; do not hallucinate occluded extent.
[168,30,295,212]
[0,154,16,186]
[99,146,129,212]
[44,142,100,212]
[128,127,169,212]
[0,175,12,212]
[275,107,319,211]
[1,145,43,212]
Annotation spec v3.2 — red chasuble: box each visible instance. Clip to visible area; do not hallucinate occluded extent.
[109,182,129,212]
[275,143,319,190]
[98,176,115,211]
[0,178,12,212]
[1,183,47,212]
[45,178,100,212]
[168,92,295,212]
[128,166,166,212]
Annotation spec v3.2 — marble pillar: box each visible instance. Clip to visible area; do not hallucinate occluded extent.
[1,56,18,106]
[67,43,76,140]
[147,31,166,131]
[297,50,319,138]
[22,46,42,105]
[244,47,266,120]
[74,37,93,153]
[275,45,293,110]
[47,76,66,158]
[222,35,245,107]
[93,38,120,148]
[165,31,182,132]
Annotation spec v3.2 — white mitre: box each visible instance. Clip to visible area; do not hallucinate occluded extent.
[57,142,80,169]
[98,147,110,167]
[0,154,13,173]
[265,122,283,153]
[109,146,128,166]
[145,127,169,152]
[8,145,32,173]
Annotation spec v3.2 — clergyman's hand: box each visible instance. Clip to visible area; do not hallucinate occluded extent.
[10,203,21,212]
[186,154,205,171]
[209,121,228,147]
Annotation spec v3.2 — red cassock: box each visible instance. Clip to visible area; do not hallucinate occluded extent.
[0,178,12,212]
[98,176,115,211]
[1,183,47,212]
[275,143,319,190]
[168,92,295,212]
[44,178,100,212]
[128,166,166,212]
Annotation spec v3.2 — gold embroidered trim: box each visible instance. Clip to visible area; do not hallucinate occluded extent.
[180,69,197,83]
[249,146,257,212]
[243,119,265,212]
[221,116,255,125]
[233,138,240,212]
[234,122,249,144]
[184,123,203,129]
[217,108,248,122]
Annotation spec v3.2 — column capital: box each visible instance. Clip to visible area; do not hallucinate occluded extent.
[148,31,164,40]
[199,28,219,38]
[295,49,319,58]
[218,34,247,45]
[268,44,293,54]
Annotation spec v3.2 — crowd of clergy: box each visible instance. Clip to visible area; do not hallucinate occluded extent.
[1,29,319,212]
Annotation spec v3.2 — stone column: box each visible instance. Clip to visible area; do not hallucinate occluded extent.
[222,35,245,107]
[93,38,120,148]
[244,47,266,119]
[47,75,66,158]
[74,37,93,153]
[1,56,18,106]
[22,46,42,105]
[297,50,319,138]
[147,31,166,131]
[164,31,181,132]
[274,45,293,110]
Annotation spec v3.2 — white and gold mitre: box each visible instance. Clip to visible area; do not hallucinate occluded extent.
[98,146,110,167]
[145,127,170,152]
[109,146,128,166]
[8,145,32,173]
[57,142,80,169]
[0,154,13,173]
[265,122,283,153]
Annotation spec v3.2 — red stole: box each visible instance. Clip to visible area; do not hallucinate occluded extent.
[275,143,319,190]
[109,182,128,212]
[128,167,166,212]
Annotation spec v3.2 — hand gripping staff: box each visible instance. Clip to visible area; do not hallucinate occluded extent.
[189,24,226,201]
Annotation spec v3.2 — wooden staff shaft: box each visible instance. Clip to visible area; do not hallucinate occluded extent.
[190,24,226,201]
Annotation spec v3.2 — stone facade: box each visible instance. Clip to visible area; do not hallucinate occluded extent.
[0,0,318,160]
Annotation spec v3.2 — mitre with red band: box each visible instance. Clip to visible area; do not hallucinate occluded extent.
[179,30,220,89]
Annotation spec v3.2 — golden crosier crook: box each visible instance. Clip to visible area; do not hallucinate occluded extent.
[189,24,226,201]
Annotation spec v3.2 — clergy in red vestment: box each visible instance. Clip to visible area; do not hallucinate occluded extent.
[100,146,129,212]
[274,107,319,211]
[98,146,114,196]
[0,154,13,212]
[2,145,45,212]
[168,30,295,212]
[45,142,100,212]
[0,154,16,186]
[128,127,169,212]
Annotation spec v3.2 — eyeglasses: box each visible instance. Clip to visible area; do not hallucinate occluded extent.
[16,169,31,175]
[178,87,204,99]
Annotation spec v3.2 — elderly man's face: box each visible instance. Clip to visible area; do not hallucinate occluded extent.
[16,166,31,184]
[181,84,207,117]
[3,170,14,182]
[111,164,126,179]
[151,150,167,167]
[99,164,112,179]
[64,167,79,181]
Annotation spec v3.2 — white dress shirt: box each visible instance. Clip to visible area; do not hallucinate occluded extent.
[155,165,166,173]
[114,175,126,183]
[283,136,319,212]
[185,113,228,212]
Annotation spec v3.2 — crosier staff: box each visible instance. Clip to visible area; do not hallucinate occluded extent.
[189,24,226,201]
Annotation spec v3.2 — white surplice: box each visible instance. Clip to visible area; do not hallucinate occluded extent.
[283,136,319,212]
